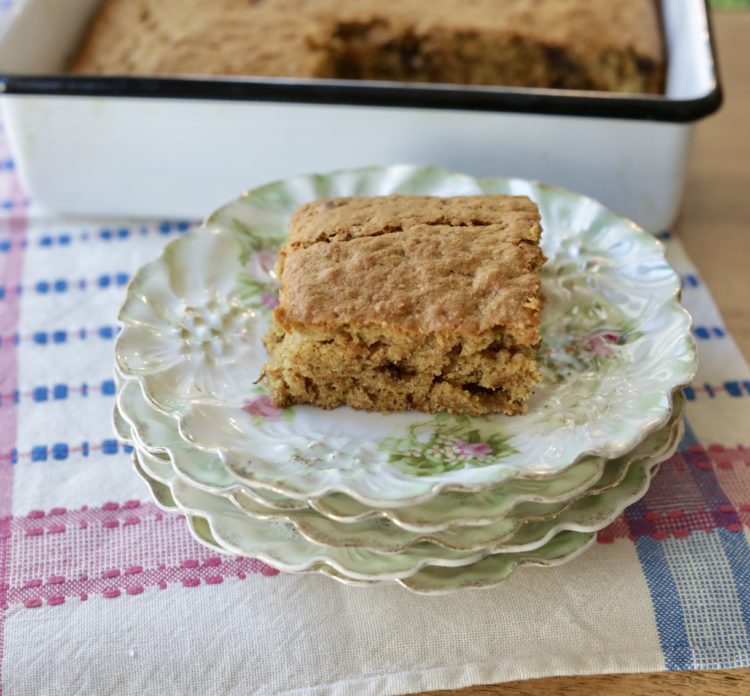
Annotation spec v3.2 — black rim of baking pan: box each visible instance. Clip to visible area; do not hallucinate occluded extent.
[0,0,723,124]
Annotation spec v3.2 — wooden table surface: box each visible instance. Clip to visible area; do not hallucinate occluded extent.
[420,11,750,696]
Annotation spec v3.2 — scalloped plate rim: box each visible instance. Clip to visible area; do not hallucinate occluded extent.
[229,412,683,552]
[115,165,697,507]
[116,374,685,529]
[131,453,598,590]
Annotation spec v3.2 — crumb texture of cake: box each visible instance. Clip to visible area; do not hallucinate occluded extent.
[71,0,664,94]
[262,195,546,417]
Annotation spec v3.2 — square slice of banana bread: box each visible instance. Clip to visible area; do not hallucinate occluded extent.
[262,194,545,416]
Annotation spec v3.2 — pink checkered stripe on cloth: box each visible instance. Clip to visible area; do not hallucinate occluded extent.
[7,503,278,609]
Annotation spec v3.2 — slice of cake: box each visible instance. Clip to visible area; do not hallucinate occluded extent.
[262,195,545,416]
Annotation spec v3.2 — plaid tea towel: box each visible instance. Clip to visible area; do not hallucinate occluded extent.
[0,0,749,687]
[1,119,750,694]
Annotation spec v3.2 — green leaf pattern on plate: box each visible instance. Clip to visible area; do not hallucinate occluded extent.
[382,413,517,476]
[227,217,285,313]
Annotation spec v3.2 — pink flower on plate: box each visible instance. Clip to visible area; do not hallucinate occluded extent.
[247,250,278,281]
[261,294,279,310]
[243,395,283,420]
[584,331,621,357]
[455,441,493,458]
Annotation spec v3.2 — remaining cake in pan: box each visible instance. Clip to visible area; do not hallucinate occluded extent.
[262,195,546,416]
[71,0,665,94]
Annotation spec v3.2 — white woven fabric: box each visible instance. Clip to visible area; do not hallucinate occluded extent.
[1,115,750,696]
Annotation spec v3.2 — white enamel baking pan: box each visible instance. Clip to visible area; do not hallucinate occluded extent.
[0,0,722,230]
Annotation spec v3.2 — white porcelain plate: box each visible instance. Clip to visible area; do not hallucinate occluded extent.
[116,166,696,506]
[117,377,683,549]
[130,454,593,593]
[115,377,616,531]
[125,408,680,581]
[130,442,667,588]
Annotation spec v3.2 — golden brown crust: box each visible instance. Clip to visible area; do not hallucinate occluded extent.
[278,195,543,344]
[71,0,664,94]
[285,194,541,250]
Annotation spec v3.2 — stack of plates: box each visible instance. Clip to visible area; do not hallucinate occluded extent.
[114,166,696,594]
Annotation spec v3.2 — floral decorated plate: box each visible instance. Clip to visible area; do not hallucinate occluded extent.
[133,447,488,580]
[132,444,589,581]
[115,165,696,506]
[129,455,378,587]
[118,378,682,552]
[127,410,676,580]
[230,414,682,553]
[118,372,603,522]
[117,378,683,533]
[131,455,588,593]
